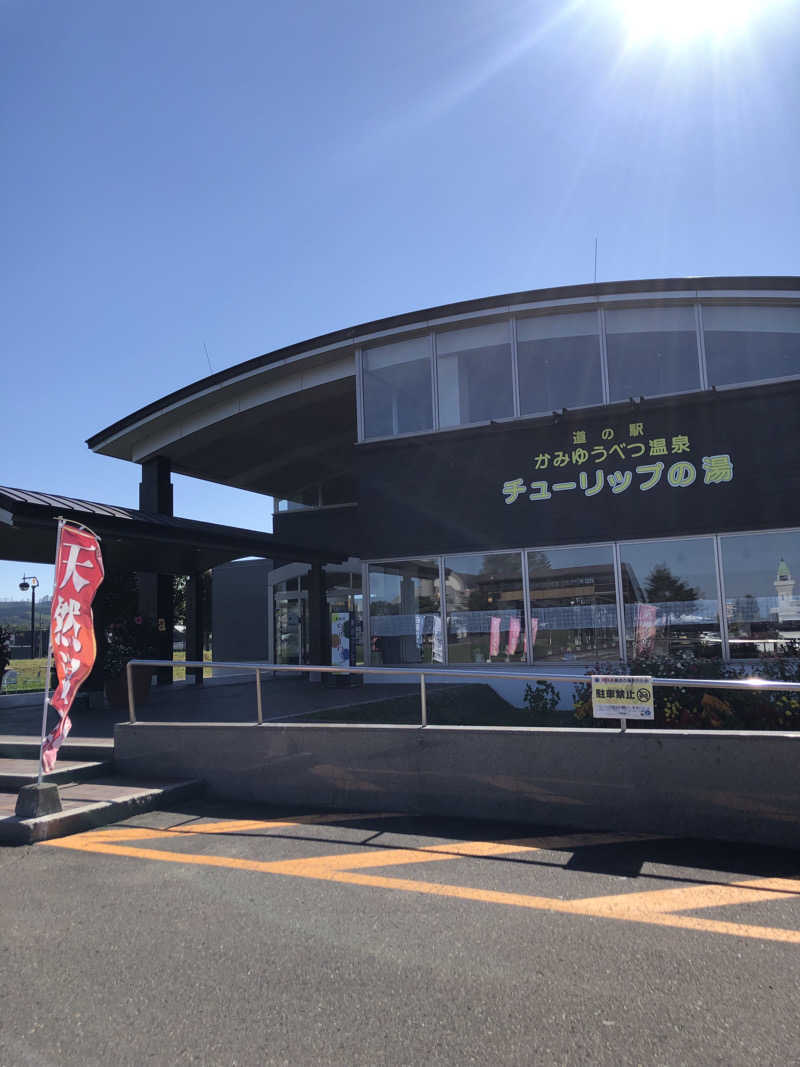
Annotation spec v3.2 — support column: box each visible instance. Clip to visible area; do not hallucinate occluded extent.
[185,572,206,685]
[84,588,106,707]
[139,456,174,686]
[309,562,325,669]
[139,456,173,515]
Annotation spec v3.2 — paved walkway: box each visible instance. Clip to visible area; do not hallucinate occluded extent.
[0,676,423,739]
[0,777,192,819]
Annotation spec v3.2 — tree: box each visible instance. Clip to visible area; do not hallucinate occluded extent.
[644,563,700,605]
[734,594,760,622]
[99,568,138,622]
[0,624,11,680]
[173,575,187,629]
[644,563,701,651]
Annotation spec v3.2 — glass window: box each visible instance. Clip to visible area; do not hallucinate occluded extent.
[721,531,800,658]
[276,485,319,512]
[619,538,720,660]
[362,336,432,439]
[528,546,619,664]
[324,561,364,666]
[606,306,700,402]
[272,566,311,665]
[703,305,800,387]
[444,552,525,664]
[517,312,603,415]
[368,559,442,665]
[437,321,513,428]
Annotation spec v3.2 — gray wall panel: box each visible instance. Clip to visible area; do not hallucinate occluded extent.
[211,558,272,662]
[115,722,800,848]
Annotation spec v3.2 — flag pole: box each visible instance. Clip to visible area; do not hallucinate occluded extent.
[37,517,64,786]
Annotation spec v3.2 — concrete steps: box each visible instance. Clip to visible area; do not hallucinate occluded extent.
[0,735,114,762]
[0,757,115,790]
[0,736,202,844]
[0,776,203,844]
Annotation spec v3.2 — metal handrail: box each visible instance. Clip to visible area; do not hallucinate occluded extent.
[124,658,800,729]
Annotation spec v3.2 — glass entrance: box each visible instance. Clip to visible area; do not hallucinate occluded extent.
[273,591,309,665]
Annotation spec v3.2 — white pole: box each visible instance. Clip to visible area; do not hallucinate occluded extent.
[37,518,64,785]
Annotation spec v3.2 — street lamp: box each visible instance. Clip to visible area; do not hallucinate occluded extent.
[19,576,39,659]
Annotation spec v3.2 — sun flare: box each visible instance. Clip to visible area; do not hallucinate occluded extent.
[616,0,761,43]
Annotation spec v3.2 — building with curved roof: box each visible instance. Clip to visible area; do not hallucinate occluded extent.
[89,276,800,672]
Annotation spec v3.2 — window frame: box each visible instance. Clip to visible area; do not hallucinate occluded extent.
[515,308,605,419]
[355,296,800,444]
[603,301,704,404]
[363,525,800,670]
[433,317,516,432]
[700,301,800,392]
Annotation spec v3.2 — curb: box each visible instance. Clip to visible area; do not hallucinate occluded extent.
[0,778,204,845]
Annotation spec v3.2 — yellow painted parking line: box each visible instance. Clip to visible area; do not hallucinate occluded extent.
[47,811,402,846]
[310,869,800,945]
[44,818,800,945]
[568,876,800,920]
[290,831,658,871]
[417,831,656,858]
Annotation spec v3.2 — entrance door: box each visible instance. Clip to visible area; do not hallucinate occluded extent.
[274,592,309,665]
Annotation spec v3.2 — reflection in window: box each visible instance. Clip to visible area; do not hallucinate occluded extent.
[276,475,356,512]
[619,538,720,659]
[272,566,311,665]
[437,321,513,428]
[363,336,432,439]
[324,560,364,666]
[703,305,800,387]
[528,546,619,663]
[517,312,603,415]
[368,559,442,665]
[444,552,525,664]
[721,532,800,658]
[606,306,700,401]
[276,485,319,512]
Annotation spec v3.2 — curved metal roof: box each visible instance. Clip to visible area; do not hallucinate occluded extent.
[87,275,800,454]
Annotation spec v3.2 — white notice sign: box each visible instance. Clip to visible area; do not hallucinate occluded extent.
[592,675,654,720]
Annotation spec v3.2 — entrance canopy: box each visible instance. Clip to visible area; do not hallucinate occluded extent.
[0,485,338,574]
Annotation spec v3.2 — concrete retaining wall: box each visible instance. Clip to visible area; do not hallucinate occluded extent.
[114,722,800,848]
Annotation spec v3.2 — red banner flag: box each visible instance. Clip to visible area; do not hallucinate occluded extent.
[489,615,501,658]
[41,522,104,772]
[506,614,521,657]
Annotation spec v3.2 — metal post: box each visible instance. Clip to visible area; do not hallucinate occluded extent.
[420,672,427,727]
[127,660,136,723]
[256,668,263,724]
[30,582,36,660]
[620,717,627,733]
[36,524,62,785]
[37,635,56,785]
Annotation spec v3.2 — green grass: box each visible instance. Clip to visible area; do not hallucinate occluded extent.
[3,656,51,693]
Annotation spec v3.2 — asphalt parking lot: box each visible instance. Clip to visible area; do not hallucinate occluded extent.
[2,803,799,1066]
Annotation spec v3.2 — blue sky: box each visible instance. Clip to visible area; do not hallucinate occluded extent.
[1,0,798,599]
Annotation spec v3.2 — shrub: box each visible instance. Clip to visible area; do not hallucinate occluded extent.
[523,679,560,717]
[0,624,11,680]
[571,650,800,731]
[104,615,160,680]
